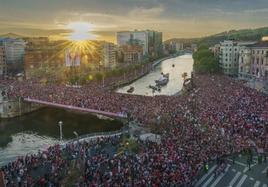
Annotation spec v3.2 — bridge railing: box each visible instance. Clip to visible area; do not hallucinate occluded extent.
[23,97,127,119]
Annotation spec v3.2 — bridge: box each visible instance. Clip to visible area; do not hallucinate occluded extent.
[23,98,127,118]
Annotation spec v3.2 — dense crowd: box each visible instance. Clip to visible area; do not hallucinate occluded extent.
[0,74,268,186]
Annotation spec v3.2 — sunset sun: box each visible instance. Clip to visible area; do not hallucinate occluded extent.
[67,22,96,41]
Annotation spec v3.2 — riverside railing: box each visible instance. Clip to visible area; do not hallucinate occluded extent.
[65,127,129,144]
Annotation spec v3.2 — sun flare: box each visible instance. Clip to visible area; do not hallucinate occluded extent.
[67,22,96,41]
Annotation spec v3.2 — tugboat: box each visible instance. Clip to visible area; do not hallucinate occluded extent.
[127,86,134,93]
[155,78,169,86]
[155,73,169,86]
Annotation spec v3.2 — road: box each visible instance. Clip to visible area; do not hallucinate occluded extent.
[195,154,268,187]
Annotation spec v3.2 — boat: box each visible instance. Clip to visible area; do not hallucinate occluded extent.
[149,85,161,92]
[155,73,169,86]
[127,86,134,93]
[155,78,169,86]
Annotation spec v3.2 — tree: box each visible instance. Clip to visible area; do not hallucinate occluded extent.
[94,72,104,81]
[182,72,188,81]
[193,46,219,73]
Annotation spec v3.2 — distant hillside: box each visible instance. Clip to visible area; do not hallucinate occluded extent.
[164,38,200,46]
[0,32,25,38]
[166,26,268,46]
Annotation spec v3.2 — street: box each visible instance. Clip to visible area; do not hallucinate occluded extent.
[195,154,268,187]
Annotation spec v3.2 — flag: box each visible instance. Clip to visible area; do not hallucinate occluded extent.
[74,51,80,66]
[65,49,72,67]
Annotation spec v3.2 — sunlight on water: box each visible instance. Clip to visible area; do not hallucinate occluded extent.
[117,54,193,96]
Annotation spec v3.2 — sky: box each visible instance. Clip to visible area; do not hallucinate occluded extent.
[1,0,268,42]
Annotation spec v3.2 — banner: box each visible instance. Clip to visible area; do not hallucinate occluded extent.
[65,49,72,67]
[74,51,80,67]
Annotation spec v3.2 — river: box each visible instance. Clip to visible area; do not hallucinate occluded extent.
[0,108,123,166]
[117,54,194,96]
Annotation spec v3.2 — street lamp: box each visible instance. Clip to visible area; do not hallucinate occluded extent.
[58,121,63,141]
[73,131,79,139]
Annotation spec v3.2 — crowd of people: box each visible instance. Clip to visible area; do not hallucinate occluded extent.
[0,73,267,186]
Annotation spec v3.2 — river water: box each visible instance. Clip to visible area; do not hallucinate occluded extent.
[0,108,123,166]
[117,54,194,96]
[0,54,193,166]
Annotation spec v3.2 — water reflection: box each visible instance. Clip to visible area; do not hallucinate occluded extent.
[0,107,123,166]
[117,54,193,96]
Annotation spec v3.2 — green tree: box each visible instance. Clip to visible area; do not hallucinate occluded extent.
[193,46,219,73]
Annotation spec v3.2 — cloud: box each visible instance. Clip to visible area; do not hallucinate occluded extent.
[243,8,268,14]
[1,0,268,40]
[128,5,164,18]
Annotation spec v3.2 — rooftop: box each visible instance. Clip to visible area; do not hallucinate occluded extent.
[247,41,268,48]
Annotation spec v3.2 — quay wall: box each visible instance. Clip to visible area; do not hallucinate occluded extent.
[0,86,42,118]
[0,98,42,118]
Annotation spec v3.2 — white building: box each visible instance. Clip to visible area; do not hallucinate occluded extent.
[175,42,184,51]
[219,40,256,76]
[239,42,268,81]
[102,42,117,69]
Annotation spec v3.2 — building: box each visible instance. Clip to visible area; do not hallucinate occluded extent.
[175,42,184,52]
[102,42,117,69]
[164,41,184,54]
[0,38,26,75]
[0,46,7,78]
[191,44,198,52]
[24,37,66,79]
[239,41,268,81]
[209,44,221,57]
[117,30,162,58]
[219,40,256,76]
[120,45,143,64]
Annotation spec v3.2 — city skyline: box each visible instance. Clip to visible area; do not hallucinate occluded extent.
[1,0,268,42]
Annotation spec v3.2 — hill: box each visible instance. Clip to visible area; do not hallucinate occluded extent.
[165,26,268,46]
[0,32,25,38]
